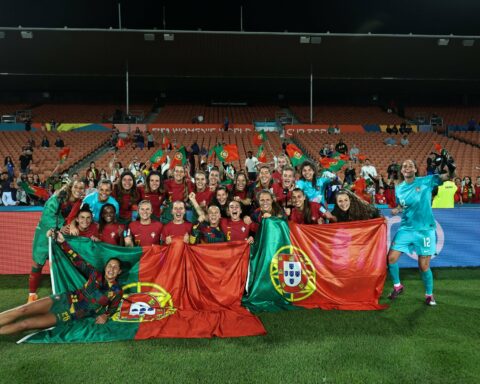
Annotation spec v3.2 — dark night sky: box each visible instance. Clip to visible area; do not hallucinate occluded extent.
[1,0,479,35]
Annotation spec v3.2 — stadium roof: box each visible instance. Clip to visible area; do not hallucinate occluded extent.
[1,28,480,96]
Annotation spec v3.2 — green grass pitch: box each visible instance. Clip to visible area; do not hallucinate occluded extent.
[0,268,479,384]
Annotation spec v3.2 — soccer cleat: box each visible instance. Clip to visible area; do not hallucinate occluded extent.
[387,285,404,300]
[27,293,38,303]
[425,295,437,306]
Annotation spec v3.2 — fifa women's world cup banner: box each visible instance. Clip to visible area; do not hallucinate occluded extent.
[243,218,388,312]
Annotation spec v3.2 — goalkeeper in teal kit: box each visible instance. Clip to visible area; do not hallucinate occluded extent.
[387,153,455,306]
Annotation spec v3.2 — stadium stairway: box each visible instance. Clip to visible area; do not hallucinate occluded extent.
[143,106,162,124]
[68,141,113,176]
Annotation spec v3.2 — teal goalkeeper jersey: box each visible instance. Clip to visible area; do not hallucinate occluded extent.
[395,174,442,231]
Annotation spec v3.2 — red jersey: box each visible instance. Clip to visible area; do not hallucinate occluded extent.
[272,170,282,184]
[272,182,293,207]
[78,223,99,239]
[194,189,213,207]
[375,193,387,205]
[161,221,193,242]
[289,202,323,224]
[113,188,144,220]
[98,222,125,245]
[220,218,252,241]
[129,220,163,246]
[139,186,164,217]
[164,179,193,203]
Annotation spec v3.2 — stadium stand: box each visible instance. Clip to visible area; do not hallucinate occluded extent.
[290,105,404,125]
[405,106,480,126]
[0,131,111,180]
[449,131,480,147]
[155,103,281,124]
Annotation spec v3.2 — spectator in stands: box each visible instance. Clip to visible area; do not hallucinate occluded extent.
[387,159,400,180]
[125,200,163,247]
[319,143,330,158]
[296,161,334,205]
[112,171,144,223]
[335,138,348,155]
[161,200,192,244]
[360,159,378,183]
[334,125,341,134]
[139,171,165,220]
[4,156,15,181]
[286,188,325,224]
[41,136,50,148]
[224,116,229,131]
[15,179,29,206]
[1,172,16,206]
[147,131,154,149]
[136,130,145,150]
[426,154,437,175]
[85,180,97,196]
[400,135,409,147]
[327,144,335,158]
[28,179,85,302]
[19,149,32,174]
[391,124,398,134]
[461,176,475,203]
[384,136,397,146]
[327,124,335,134]
[467,117,476,132]
[245,151,259,182]
[54,136,64,148]
[109,161,123,183]
[349,143,360,163]
[344,160,356,184]
[454,177,463,204]
[128,156,141,177]
[97,204,125,246]
[327,189,381,223]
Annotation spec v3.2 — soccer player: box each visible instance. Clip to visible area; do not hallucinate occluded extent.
[97,204,125,246]
[72,204,99,240]
[161,201,193,244]
[125,200,163,247]
[387,158,455,306]
[0,231,123,335]
[287,188,325,224]
[28,180,85,303]
[220,200,254,244]
[327,189,381,223]
[272,166,296,208]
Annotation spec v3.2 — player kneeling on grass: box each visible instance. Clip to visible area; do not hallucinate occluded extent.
[387,155,456,306]
[0,230,123,335]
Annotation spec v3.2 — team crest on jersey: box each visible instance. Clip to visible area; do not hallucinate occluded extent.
[270,245,316,302]
[112,282,176,322]
[151,232,156,238]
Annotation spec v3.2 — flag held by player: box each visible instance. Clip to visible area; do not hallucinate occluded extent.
[286,144,307,166]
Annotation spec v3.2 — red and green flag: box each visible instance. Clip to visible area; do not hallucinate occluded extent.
[149,149,166,170]
[169,146,187,169]
[58,147,70,163]
[116,138,125,149]
[320,157,346,172]
[215,144,240,162]
[22,237,265,343]
[243,218,387,312]
[256,145,267,163]
[18,181,50,200]
[285,144,307,166]
[253,130,267,146]
[433,142,442,153]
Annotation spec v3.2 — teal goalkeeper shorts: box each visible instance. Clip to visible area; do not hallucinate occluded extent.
[390,228,437,256]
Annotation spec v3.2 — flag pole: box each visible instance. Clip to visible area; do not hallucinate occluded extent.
[48,236,57,295]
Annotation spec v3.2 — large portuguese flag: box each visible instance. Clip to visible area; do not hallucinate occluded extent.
[23,237,265,343]
[243,218,387,312]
